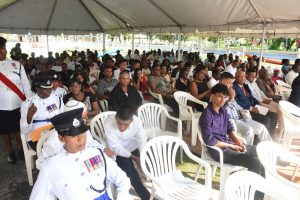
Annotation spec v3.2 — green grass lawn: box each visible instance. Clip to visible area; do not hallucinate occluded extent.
[176,153,221,190]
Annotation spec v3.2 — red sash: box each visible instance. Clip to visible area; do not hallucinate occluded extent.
[0,72,26,101]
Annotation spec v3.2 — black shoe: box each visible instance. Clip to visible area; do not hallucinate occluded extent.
[18,150,25,161]
[7,152,16,164]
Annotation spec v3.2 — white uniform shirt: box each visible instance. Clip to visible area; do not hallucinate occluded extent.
[52,87,67,99]
[104,115,147,158]
[285,70,298,85]
[30,146,131,200]
[245,80,267,103]
[0,59,32,110]
[36,130,105,170]
[20,93,64,141]
[225,64,237,76]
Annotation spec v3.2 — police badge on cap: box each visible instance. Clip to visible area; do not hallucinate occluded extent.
[50,108,89,136]
[33,74,53,89]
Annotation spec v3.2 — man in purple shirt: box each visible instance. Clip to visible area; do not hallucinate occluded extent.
[199,84,264,178]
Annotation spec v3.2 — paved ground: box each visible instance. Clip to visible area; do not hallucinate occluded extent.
[0,136,34,200]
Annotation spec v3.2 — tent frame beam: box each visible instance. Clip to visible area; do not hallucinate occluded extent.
[146,0,181,27]
[247,0,265,23]
[93,0,133,29]
[0,0,21,12]
[78,0,104,32]
[46,0,58,30]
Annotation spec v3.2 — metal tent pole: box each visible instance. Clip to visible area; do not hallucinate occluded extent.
[258,25,266,69]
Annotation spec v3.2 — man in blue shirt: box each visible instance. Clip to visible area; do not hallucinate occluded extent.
[199,84,264,177]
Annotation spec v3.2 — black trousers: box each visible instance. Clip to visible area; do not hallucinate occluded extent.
[250,111,277,137]
[116,149,150,200]
[210,144,265,200]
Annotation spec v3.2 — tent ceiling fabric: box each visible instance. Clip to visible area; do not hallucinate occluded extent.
[0,0,299,36]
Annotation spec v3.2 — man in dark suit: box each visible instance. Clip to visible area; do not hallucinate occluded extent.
[233,71,278,137]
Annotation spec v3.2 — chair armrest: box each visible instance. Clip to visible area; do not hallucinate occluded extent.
[165,112,183,138]
[181,143,212,189]
[188,95,208,108]
[204,144,224,166]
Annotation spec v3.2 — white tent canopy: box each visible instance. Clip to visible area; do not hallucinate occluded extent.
[0,0,299,35]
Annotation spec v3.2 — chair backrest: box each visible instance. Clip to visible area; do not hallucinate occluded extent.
[138,103,166,138]
[36,131,51,158]
[279,100,300,125]
[174,91,208,117]
[99,99,109,112]
[148,88,164,105]
[257,141,300,198]
[197,127,214,161]
[225,171,290,200]
[90,111,116,144]
[174,91,192,118]
[20,132,36,154]
[140,135,187,179]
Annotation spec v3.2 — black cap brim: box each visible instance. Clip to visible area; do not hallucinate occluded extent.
[58,124,89,136]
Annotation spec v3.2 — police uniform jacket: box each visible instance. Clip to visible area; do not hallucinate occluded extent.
[30,146,132,200]
[20,93,64,141]
[0,59,32,110]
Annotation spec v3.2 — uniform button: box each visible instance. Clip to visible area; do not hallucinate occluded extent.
[65,184,67,187]
[75,158,79,162]
[97,173,100,176]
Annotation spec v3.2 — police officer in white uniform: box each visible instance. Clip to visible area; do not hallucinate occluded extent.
[0,37,32,164]
[36,100,115,170]
[30,108,132,200]
[20,74,63,150]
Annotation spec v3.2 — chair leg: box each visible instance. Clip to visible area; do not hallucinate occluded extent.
[191,119,197,146]
[194,165,202,181]
[186,120,191,134]
[25,155,33,186]
[219,168,230,200]
[180,147,183,164]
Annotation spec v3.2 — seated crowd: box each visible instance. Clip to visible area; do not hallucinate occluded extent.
[2,37,300,200]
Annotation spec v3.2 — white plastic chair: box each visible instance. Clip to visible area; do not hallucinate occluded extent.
[90,111,116,145]
[225,171,290,200]
[148,89,173,113]
[20,132,37,186]
[257,141,300,199]
[174,91,208,146]
[148,89,173,129]
[98,99,109,112]
[196,131,246,200]
[140,135,212,200]
[138,103,183,162]
[275,80,291,101]
[278,100,300,149]
[36,130,51,158]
